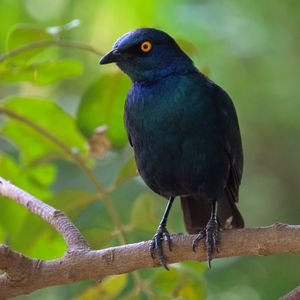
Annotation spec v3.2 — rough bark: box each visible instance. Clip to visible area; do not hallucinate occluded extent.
[279,286,300,300]
[0,177,299,300]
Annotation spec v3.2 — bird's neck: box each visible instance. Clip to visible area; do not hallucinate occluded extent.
[133,64,199,85]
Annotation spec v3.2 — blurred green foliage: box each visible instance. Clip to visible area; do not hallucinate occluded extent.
[0,0,300,299]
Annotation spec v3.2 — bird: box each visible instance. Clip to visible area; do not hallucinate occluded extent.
[99,28,244,268]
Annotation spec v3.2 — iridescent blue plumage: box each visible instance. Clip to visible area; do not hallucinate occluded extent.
[100,28,244,267]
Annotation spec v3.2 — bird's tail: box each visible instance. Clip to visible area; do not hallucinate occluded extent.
[180,193,244,234]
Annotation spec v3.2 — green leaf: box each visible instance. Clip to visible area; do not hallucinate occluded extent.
[77,72,131,148]
[13,210,61,255]
[114,157,137,187]
[27,232,66,259]
[0,154,56,249]
[25,164,57,188]
[7,24,54,50]
[0,226,4,242]
[131,193,158,231]
[175,281,205,300]
[174,262,206,300]
[0,156,55,199]
[49,189,98,219]
[176,261,207,279]
[46,19,81,35]
[0,155,28,238]
[151,264,206,300]
[1,97,88,164]
[1,60,82,85]
[76,274,128,300]
[176,38,199,57]
[6,24,54,64]
[152,267,181,293]
[117,292,140,300]
[81,227,112,249]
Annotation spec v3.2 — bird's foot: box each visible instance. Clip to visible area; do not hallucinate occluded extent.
[192,218,219,268]
[150,224,172,270]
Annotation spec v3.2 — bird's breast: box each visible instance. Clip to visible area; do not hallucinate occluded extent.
[124,75,229,198]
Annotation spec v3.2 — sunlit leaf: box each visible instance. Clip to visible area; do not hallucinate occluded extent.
[7,24,54,50]
[151,263,206,299]
[0,155,29,237]
[76,274,127,300]
[0,226,4,242]
[117,292,140,300]
[13,211,62,255]
[152,267,181,293]
[6,24,54,64]
[27,232,66,260]
[0,157,54,200]
[131,193,158,231]
[0,154,56,250]
[174,280,205,300]
[76,72,131,148]
[46,19,81,35]
[114,157,137,187]
[1,60,82,85]
[175,263,206,300]
[0,193,26,244]
[25,163,57,188]
[0,97,88,163]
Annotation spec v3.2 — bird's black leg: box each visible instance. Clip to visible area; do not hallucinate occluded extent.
[150,196,175,270]
[192,199,219,268]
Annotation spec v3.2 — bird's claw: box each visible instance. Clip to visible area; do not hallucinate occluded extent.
[192,218,219,268]
[150,224,172,270]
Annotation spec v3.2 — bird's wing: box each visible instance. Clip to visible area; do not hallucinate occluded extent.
[128,134,133,147]
[215,84,243,203]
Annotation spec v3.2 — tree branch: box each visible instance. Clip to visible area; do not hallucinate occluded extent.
[1,177,300,299]
[280,286,300,300]
[0,177,89,251]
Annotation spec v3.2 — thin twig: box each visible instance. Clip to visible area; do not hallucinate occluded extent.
[0,39,103,63]
[0,108,106,195]
[0,108,128,243]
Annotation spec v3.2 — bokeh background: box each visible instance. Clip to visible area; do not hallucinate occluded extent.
[0,0,300,299]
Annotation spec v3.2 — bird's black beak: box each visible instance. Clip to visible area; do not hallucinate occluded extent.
[99,49,121,65]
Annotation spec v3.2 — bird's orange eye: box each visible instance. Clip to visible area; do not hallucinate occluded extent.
[140,41,152,53]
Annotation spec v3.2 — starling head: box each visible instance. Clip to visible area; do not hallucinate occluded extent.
[99,28,194,81]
